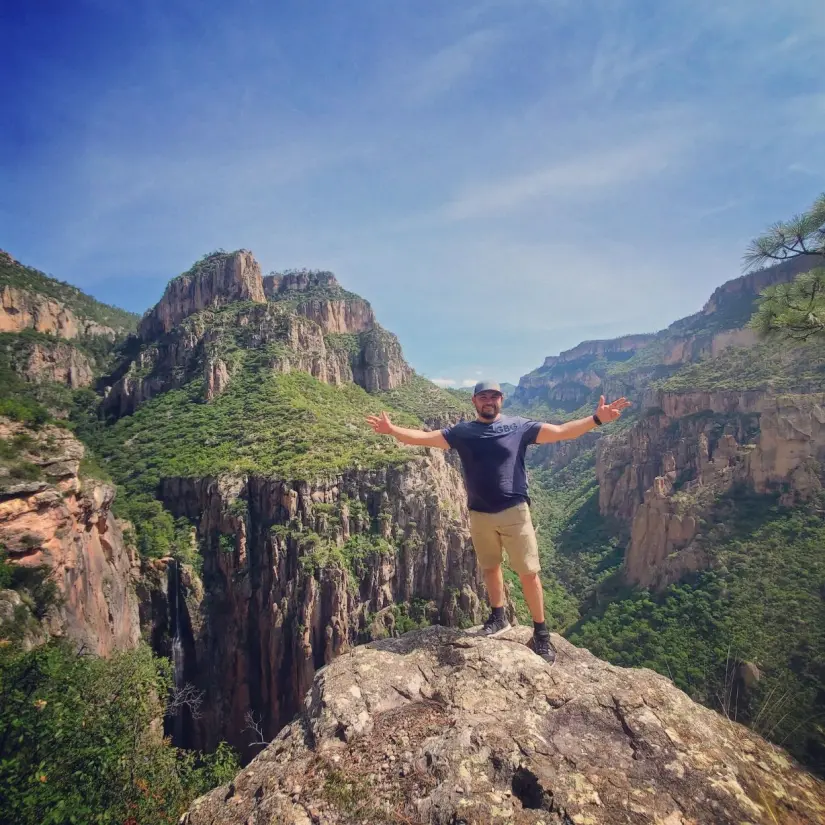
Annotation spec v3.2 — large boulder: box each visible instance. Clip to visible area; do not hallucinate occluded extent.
[182,626,825,825]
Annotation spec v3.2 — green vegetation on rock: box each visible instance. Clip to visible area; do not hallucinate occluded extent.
[377,373,471,424]
[655,338,825,393]
[0,255,138,333]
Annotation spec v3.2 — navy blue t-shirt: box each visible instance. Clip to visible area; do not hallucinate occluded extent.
[441,416,542,513]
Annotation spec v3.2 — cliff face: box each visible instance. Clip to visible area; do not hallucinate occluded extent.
[22,341,95,387]
[182,626,825,825]
[514,257,817,413]
[138,251,266,339]
[514,335,654,410]
[105,255,411,416]
[597,391,825,587]
[0,420,141,654]
[700,255,817,317]
[0,285,117,340]
[264,271,375,334]
[142,452,484,759]
[540,335,655,370]
[104,308,410,416]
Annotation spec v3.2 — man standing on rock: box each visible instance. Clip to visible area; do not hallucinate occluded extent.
[367,382,630,663]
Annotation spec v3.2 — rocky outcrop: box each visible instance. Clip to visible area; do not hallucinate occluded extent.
[182,625,825,825]
[146,451,484,759]
[513,257,820,418]
[514,336,653,410]
[22,341,94,387]
[0,285,117,340]
[350,325,412,392]
[661,328,758,366]
[138,251,266,340]
[105,306,410,416]
[597,391,825,587]
[700,255,819,317]
[0,420,141,654]
[263,270,338,297]
[265,270,376,332]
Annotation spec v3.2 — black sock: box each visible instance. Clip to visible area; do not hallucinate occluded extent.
[533,620,547,634]
[492,606,505,621]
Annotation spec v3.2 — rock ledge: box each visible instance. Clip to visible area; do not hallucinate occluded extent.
[182,626,825,825]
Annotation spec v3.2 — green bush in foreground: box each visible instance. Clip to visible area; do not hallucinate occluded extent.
[0,641,238,825]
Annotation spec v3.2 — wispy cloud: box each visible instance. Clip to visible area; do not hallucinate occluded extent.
[589,30,672,99]
[438,130,689,222]
[405,28,501,104]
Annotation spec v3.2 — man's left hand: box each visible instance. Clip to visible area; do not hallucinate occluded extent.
[596,395,631,423]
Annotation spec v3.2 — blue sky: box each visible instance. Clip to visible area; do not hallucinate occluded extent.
[3,0,824,386]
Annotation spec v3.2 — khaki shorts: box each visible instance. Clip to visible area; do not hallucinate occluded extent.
[468,502,540,575]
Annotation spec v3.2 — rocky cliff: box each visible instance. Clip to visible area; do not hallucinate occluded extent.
[142,451,484,760]
[513,257,819,414]
[0,284,119,340]
[509,255,825,592]
[20,340,95,387]
[0,420,141,654]
[597,390,825,588]
[264,270,375,334]
[182,625,825,825]
[138,250,266,339]
[105,254,411,415]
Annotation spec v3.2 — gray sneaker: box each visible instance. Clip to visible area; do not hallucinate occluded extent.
[533,629,556,664]
[479,612,511,637]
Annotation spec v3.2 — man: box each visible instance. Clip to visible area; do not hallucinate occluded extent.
[366,381,630,663]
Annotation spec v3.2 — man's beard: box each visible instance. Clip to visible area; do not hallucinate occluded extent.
[478,405,498,421]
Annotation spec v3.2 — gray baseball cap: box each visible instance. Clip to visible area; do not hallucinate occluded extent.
[473,381,502,396]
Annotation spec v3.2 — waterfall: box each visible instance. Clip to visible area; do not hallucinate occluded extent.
[171,561,184,742]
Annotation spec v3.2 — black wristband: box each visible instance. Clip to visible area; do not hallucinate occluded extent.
[593,414,603,426]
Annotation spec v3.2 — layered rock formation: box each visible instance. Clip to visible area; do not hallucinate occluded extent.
[0,420,141,654]
[183,626,825,825]
[264,270,375,334]
[513,257,819,414]
[138,250,266,339]
[510,255,825,591]
[513,335,654,411]
[144,451,483,759]
[0,284,117,340]
[104,253,411,415]
[21,340,94,387]
[596,391,825,587]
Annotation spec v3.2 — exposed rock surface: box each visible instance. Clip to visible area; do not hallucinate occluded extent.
[0,420,141,654]
[105,291,410,415]
[699,255,817,317]
[21,340,95,387]
[146,451,484,758]
[182,626,825,825]
[138,251,266,339]
[264,271,376,334]
[0,285,117,339]
[597,391,825,587]
[513,257,817,413]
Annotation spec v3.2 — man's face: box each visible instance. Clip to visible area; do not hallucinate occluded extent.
[473,390,503,421]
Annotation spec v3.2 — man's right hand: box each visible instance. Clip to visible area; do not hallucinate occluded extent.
[366,411,394,435]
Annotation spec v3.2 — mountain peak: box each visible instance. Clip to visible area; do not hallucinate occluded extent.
[138,250,265,339]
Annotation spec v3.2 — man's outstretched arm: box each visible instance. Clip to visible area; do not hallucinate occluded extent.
[535,395,631,445]
[366,411,451,449]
